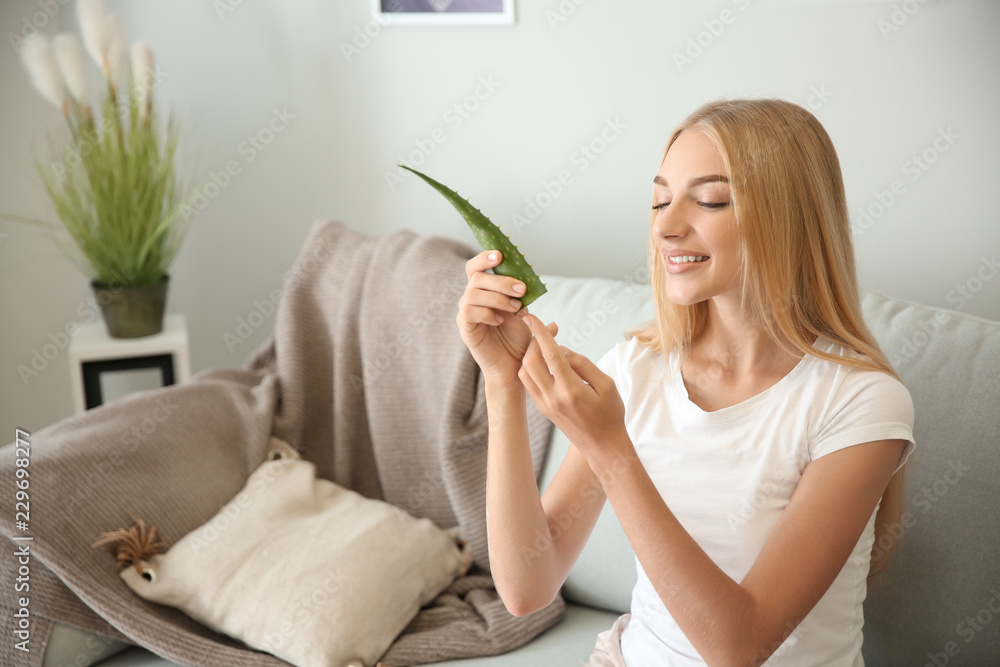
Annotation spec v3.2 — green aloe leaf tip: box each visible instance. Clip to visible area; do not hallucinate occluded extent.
[399,164,547,311]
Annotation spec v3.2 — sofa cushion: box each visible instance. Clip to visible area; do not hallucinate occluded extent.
[42,623,131,667]
[111,439,469,667]
[859,290,1000,666]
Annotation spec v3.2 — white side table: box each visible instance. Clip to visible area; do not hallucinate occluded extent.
[68,313,191,414]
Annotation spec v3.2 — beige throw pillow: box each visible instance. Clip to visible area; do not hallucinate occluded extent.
[116,437,470,667]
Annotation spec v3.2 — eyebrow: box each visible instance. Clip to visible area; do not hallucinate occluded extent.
[653,174,729,188]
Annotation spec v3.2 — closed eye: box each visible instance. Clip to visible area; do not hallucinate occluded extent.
[653,201,730,211]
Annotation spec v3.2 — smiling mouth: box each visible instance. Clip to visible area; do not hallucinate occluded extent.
[667,255,710,264]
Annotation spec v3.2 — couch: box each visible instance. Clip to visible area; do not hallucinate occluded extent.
[44,274,999,667]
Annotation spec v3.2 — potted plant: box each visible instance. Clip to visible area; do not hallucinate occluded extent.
[14,0,188,338]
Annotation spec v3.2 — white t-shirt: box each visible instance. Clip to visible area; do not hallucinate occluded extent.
[596,335,915,667]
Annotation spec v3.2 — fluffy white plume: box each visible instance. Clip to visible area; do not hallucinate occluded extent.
[105,15,124,84]
[130,40,155,118]
[53,34,89,105]
[77,0,109,68]
[21,33,65,110]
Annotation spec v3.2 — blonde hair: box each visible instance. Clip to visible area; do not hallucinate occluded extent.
[628,99,907,578]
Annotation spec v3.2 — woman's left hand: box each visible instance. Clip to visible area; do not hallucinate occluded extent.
[518,314,629,463]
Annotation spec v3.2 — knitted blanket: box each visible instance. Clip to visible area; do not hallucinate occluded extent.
[0,220,563,667]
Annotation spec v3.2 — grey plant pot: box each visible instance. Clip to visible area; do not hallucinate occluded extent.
[91,274,169,338]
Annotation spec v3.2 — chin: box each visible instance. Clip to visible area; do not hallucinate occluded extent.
[662,290,707,307]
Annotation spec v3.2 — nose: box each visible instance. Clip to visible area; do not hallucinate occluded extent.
[652,204,688,241]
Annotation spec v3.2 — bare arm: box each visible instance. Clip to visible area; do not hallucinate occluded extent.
[484,380,607,616]
[456,250,606,615]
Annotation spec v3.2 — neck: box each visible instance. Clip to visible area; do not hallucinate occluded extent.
[688,293,801,377]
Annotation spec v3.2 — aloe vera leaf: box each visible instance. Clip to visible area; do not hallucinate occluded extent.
[399,164,547,311]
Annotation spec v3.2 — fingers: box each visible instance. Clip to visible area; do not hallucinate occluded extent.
[561,347,605,389]
[521,345,549,395]
[458,251,546,337]
[457,304,507,332]
[460,251,528,329]
[517,357,543,398]
[465,251,527,300]
[465,249,503,279]
[521,314,577,385]
[464,286,523,317]
[457,264,534,333]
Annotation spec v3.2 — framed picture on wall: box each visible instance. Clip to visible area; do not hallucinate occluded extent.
[372,0,515,26]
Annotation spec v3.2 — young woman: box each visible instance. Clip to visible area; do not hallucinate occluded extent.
[456,99,915,666]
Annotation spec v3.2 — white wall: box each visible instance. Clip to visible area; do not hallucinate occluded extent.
[3,0,998,433]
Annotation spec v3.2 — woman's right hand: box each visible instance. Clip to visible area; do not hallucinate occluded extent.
[457,250,557,388]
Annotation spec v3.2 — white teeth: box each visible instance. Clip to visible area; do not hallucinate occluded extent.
[668,255,709,264]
